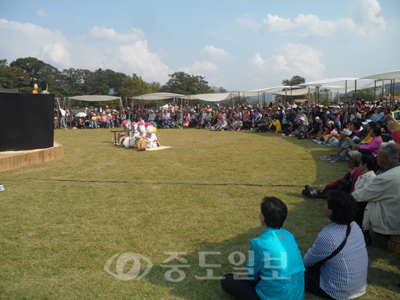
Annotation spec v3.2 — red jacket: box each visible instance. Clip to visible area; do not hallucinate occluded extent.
[392,130,400,148]
[325,168,362,193]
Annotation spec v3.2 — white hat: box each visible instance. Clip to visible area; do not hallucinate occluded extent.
[340,129,351,136]
[362,119,372,125]
[315,116,320,120]
[300,117,305,121]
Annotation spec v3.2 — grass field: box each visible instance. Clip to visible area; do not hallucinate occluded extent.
[1,128,399,300]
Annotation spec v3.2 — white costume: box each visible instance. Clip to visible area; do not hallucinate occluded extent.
[145,124,159,148]
[123,122,140,148]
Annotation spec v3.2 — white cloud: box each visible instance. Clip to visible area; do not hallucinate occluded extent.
[241,0,386,37]
[262,14,296,33]
[36,9,49,17]
[249,53,267,71]
[0,19,171,83]
[180,60,218,74]
[352,0,386,36]
[200,45,230,59]
[250,43,325,80]
[235,13,260,30]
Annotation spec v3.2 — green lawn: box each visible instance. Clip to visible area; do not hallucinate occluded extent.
[1,128,399,299]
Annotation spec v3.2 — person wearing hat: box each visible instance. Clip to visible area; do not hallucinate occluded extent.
[162,110,170,129]
[329,129,355,163]
[352,120,373,144]
[303,151,362,199]
[91,113,98,129]
[292,117,308,138]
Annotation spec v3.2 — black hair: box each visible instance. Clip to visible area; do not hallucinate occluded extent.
[371,126,381,136]
[41,81,47,91]
[327,190,358,225]
[260,197,288,229]
[368,121,376,128]
[352,122,361,130]
[360,155,378,172]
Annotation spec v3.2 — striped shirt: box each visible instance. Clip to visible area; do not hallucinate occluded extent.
[304,222,368,300]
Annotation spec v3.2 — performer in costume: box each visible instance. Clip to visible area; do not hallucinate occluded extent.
[123,122,141,148]
[119,120,132,146]
[138,122,146,137]
[144,122,159,148]
[32,84,38,94]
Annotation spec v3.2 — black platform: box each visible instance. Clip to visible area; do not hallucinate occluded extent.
[0,93,54,151]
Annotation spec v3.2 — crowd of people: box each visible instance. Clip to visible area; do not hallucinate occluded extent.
[55,99,400,299]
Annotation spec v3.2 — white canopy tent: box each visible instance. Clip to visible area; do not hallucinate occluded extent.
[361,70,400,80]
[132,92,185,100]
[182,92,237,102]
[69,95,121,101]
[361,71,400,106]
[273,87,316,96]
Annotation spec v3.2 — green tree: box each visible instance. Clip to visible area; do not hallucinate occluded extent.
[211,86,227,93]
[120,74,152,98]
[1,67,30,89]
[0,59,10,88]
[104,69,127,95]
[160,72,211,95]
[10,57,62,88]
[282,75,306,87]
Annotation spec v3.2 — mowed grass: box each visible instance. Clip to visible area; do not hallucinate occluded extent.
[1,128,399,300]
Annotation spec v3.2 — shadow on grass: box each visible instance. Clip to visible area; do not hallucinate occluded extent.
[138,226,262,299]
[127,197,324,299]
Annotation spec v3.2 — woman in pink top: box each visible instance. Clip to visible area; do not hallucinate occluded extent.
[354,126,382,156]
[243,111,250,121]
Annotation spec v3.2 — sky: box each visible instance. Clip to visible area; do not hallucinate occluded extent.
[1,0,399,91]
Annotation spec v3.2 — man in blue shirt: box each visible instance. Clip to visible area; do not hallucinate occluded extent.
[373,106,384,122]
[221,197,305,300]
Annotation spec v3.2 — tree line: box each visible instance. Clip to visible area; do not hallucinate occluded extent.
[0,57,227,106]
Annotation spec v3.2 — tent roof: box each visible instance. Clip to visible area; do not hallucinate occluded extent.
[300,77,359,87]
[361,70,400,80]
[69,95,121,102]
[183,92,236,102]
[274,88,316,96]
[133,92,185,100]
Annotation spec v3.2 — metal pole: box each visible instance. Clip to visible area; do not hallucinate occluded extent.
[354,80,357,101]
[393,79,395,108]
[285,90,287,105]
[374,80,376,103]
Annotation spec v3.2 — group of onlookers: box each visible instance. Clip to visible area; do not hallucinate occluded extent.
[217,99,400,300]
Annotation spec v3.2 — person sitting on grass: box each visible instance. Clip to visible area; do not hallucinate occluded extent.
[387,118,400,147]
[352,155,378,245]
[183,118,189,128]
[269,117,281,133]
[255,117,270,132]
[303,151,362,199]
[221,197,305,300]
[352,143,400,245]
[329,129,355,163]
[211,117,228,131]
[292,117,308,138]
[304,190,368,300]
[302,117,319,139]
[353,126,382,156]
